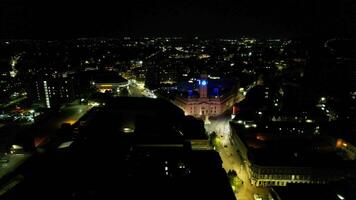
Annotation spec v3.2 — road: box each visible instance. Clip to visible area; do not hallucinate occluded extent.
[0,96,27,109]
[35,102,92,147]
[127,81,157,98]
[206,116,270,200]
[0,154,31,179]
[127,83,145,97]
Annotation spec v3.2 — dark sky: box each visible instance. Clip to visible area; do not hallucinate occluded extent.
[1,0,356,39]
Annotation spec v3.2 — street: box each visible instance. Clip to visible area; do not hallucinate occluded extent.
[127,81,157,98]
[35,102,92,147]
[127,83,145,97]
[206,116,270,200]
[0,154,31,179]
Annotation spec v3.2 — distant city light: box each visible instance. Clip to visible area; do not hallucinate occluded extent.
[58,141,74,149]
[11,145,23,150]
[337,194,345,200]
[65,119,76,125]
[122,127,134,133]
[11,60,16,67]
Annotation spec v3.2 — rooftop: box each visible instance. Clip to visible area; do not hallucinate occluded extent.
[230,121,356,168]
[1,98,233,200]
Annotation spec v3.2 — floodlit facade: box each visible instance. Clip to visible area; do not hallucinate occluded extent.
[174,74,235,118]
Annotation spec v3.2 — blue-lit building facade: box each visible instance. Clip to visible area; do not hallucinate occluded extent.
[174,74,236,118]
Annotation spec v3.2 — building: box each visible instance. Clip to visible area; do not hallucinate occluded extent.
[230,120,356,187]
[272,181,356,200]
[174,74,236,120]
[25,70,76,109]
[0,97,235,200]
[92,71,128,93]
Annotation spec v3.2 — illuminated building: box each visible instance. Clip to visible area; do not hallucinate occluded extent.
[25,71,76,108]
[230,121,356,187]
[94,82,128,93]
[82,71,128,94]
[174,74,235,120]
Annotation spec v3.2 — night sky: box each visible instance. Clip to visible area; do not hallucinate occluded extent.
[1,0,356,39]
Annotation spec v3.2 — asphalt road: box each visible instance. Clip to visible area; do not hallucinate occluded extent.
[35,103,92,147]
[0,154,31,179]
[207,116,271,200]
[127,83,145,97]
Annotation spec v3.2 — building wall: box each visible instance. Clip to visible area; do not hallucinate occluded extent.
[230,122,356,187]
[174,95,233,117]
[248,163,354,187]
[95,82,128,93]
[230,122,248,161]
[26,72,76,108]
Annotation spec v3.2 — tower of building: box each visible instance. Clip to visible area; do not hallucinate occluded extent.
[199,73,208,98]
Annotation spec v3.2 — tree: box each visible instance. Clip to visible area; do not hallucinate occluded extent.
[119,87,129,96]
[227,170,243,193]
[209,131,217,147]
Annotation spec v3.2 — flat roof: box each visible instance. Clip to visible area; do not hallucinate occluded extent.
[230,121,356,168]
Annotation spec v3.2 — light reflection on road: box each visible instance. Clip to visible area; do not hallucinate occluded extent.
[34,103,92,147]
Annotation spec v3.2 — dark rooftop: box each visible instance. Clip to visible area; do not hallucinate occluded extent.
[1,97,233,200]
[230,121,356,168]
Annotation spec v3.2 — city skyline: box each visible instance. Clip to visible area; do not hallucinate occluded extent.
[0,2,356,200]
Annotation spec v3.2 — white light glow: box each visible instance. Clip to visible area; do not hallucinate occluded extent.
[337,194,345,200]
[58,141,73,149]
